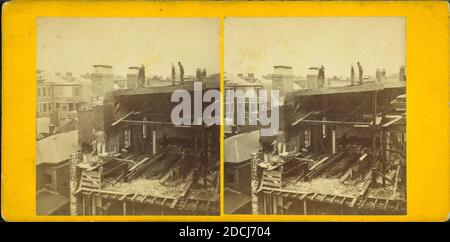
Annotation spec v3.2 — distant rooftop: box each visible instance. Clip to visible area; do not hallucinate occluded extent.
[93,64,113,68]
[113,73,220,96]
[274,65,292,69]
[224,72,262,88]
[224,130,260,163]
[36,130,78,165]
[37,71,84,86]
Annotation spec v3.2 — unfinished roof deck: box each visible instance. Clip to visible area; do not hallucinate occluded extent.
[76,149,220,214]
[256,148,406,214]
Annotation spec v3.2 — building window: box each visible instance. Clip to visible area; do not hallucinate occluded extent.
[62,103,68,111]
[304,129,311,148]
[69,103,74,111]
[56,103,60,109]
[44,174,52,184]
[37,88,41,97]
[225,172,235,187]
[74,87,80,97]
[124,128,131,148]
[42,88,46,97]
[248,97,259,120]
[43,173,55,191]
[43,103,47,112]
[225,96,234,121]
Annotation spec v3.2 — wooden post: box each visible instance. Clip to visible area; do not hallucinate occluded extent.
[91,196,96,215]
[272,195,277,214]
[380,126,385,187]
[372,91,378,188]
[332,127,336,154]
[312,202,316,215]
[123,201,127,215]
[152,128,157,155]
[303,200,307,215]
[250,151,261,214]
[322,117,327,138]
[69,152,80,215]
[82,195,85,216]
[97,197,103,215]
[263,194,267,215]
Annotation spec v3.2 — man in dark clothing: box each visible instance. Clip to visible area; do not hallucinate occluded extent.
[202,68,207,80]
[351,64,355,85]
[318,65,325,88]
[137,64,145,88]
[178,61,184,84]
[171,63,176,85]
[357,62,363,84]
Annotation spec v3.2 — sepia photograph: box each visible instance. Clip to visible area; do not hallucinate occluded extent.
[224,17,406,215]
[36,18,221,216]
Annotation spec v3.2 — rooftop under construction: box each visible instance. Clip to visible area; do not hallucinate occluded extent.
[70,76,220,216]
[250,80,406,215]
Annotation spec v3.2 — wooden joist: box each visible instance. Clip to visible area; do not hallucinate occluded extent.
[129,157,150,171]
[111,111,135,126]
[76,187,220,213]
[260,187,406,213]
[291,111,315,126]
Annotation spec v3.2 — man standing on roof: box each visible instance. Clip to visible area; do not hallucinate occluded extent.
[92,127,106,157]
[276,130,287,155]
[357,62,363,84]
[171,63,176,85]
[318,65,325,88]
[202,68,207,80]
[137,64,146,88]
[351,64,355,85]
[178,61,184,84]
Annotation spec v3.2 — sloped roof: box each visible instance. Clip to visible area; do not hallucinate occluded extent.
[36,130,79,165]
[224,130,260,163]
[37,71,83,86]
[224,188,251,214]
[224,72,262,87]
[36,117,51,136]
[36,189,69,215]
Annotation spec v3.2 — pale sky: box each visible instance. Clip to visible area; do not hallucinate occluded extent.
[225,17,405,78]
[37,18,220,77]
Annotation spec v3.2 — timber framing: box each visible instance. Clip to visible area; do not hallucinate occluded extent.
[258,187,406,214]
[78,188,219,214]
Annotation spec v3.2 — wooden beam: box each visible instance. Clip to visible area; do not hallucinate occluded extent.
[121,120,179,126]
[129,157,150,171]
[301,119,371,126]
[114,158,135,163]
[382,115,403,128]
[111,111,135,126]
[291,111,315,126]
